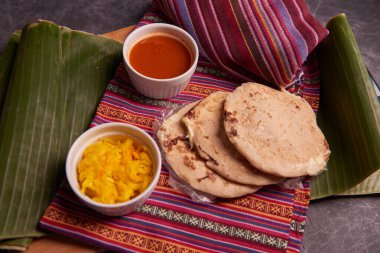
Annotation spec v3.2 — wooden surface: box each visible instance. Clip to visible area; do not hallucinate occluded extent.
[20,26,134,253]
[21,235,102,253]
[101,26,135,43]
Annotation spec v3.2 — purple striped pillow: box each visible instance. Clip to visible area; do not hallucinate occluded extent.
[153,0,328,88]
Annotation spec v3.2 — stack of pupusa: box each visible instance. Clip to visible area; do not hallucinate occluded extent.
[157,82,330,198]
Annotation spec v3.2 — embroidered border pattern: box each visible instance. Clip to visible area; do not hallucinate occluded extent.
[137,204,288,250]
[97,103,155,128]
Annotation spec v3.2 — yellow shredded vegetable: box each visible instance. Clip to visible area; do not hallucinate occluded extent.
[77,136,153,204]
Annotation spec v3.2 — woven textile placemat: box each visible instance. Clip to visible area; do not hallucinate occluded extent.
[40,55,319,252]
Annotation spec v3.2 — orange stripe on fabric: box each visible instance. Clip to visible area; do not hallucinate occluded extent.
[220,201,293,221]
[251,0,290,83]
[228,0,265,79]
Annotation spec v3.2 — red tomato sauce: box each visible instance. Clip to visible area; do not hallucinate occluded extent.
[129,35,192,79]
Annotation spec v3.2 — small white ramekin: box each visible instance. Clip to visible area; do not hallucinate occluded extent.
[66,122,161,216]
[123,23,199,99]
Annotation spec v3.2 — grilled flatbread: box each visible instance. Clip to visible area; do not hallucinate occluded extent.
[182,91,283,186]
[157,102,260,198]
[224,83,330,177]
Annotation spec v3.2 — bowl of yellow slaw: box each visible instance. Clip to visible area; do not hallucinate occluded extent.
[66,122,161,216]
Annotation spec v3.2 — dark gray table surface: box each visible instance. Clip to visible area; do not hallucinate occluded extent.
[1,1,379,252]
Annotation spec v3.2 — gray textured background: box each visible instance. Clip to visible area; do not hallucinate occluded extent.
[1,0,379,252]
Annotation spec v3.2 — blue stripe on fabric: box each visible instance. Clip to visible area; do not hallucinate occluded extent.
[273,0,308,62]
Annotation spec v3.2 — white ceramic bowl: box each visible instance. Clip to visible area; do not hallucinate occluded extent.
[66,122,161,216]
[123,23,199,99]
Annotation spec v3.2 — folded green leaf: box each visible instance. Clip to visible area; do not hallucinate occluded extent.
[0,238,33,251]
[0,20,122,241]
[311,14,380,199]
[339,170,380,195]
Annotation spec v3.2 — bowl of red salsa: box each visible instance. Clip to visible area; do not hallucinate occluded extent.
[123,23,199,99]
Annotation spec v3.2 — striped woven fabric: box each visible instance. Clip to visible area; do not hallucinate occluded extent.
[39,6,324,253]
[153,0,328,87]
[40,58,320,253]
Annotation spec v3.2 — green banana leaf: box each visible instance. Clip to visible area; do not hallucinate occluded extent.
[0,20,122,246]
[0,30,21,113]
[311,14,380,199]
[0,30,31,252]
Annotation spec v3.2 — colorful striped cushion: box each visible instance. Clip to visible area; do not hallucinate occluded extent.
[153,0,328,87]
